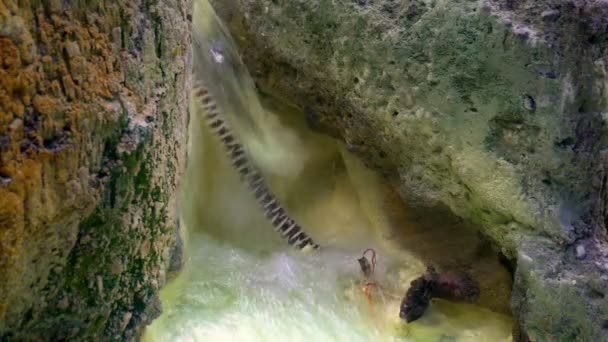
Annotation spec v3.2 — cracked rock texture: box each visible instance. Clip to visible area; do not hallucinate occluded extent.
[211,0,608,340]
[0,0,190,339]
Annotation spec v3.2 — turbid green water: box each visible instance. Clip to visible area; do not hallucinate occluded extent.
[143,1,513,341]
[143,233,511,342]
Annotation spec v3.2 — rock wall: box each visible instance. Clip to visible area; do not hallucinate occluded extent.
[210,0,608,340]
[0,0,190,339]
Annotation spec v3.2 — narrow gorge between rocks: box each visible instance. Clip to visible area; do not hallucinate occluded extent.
[144,2,512,340]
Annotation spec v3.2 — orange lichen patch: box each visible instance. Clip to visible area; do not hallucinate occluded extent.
[61,75,77,100]
[0,2,126,176]
[0,188,25,310]
[1,158,41,197]
[32,95,60,116]
[0,0,189,335]
[0,37,20,70]
[0,38,27,129]
[2,0,126,284]
[0,183,22,217]
[0,188,24,241]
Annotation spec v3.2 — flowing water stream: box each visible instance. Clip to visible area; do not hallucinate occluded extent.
[143,1,513,341]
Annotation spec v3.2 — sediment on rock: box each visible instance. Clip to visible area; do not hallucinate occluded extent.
[0,0,190,339]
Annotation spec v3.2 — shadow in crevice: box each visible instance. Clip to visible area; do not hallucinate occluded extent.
[385,194,513,315]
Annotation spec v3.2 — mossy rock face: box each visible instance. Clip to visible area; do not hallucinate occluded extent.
[512,239,608,341]
[0,0,190,339]
[210,0,608,339]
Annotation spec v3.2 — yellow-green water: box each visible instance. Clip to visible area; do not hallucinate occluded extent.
[143,1,513,341]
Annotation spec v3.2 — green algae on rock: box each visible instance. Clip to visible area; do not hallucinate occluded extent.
[0,0,190,339]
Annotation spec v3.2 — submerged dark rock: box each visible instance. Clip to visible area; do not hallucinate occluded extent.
[399,270,435,323]
[399,267,480,323]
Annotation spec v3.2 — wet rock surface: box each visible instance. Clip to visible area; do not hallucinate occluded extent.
[210,0,608,340]
[0,0,190,339]
[399,266,480,323]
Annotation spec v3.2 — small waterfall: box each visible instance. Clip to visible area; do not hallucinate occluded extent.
[143,1,513,341]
